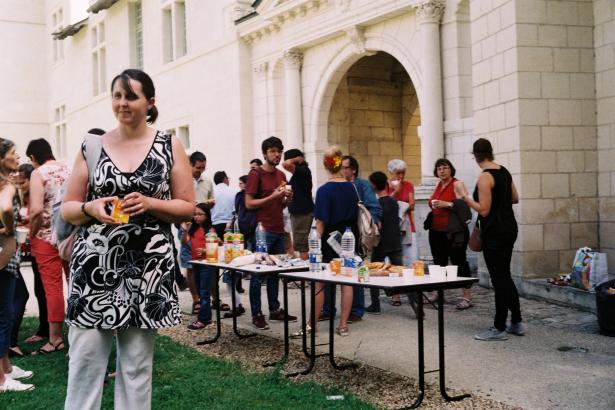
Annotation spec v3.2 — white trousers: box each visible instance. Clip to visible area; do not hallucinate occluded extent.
[65,326,157,410]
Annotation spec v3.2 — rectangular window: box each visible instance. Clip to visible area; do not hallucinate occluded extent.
[161,0,187,64]
[129,1,144,69]
[91,22,106,96]
[54,105,67,159]
[51,8,64,63]
[166,125,190,149]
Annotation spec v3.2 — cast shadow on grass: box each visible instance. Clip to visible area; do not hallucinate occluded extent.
[1,318,374,410]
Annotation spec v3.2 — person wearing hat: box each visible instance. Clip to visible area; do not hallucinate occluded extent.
[282,148,314,260]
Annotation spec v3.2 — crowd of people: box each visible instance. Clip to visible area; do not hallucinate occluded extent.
[0,68,523,408]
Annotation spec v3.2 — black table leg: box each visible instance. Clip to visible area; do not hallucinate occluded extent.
[300,280,311,358]
[230,270,256,339]
[405,290,425,409]
[328,283,357,371]
[197,269,221,345]
[437,289,470,402]
[285,279,316,377]
[266,277,291,368]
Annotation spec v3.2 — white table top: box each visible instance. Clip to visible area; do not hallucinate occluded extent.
[190,260,309,274]
[279,270,478,291]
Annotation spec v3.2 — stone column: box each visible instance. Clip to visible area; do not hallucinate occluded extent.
[414,0,445,184]
[283,49,304,150]
[253,62,269,157]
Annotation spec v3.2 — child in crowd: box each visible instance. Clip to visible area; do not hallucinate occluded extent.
[366,171,402,314]
[184,203,216,330]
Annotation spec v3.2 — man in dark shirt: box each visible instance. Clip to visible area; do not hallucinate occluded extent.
[245,137,297,330]
[282,149,314,261]
[366,171,402,314]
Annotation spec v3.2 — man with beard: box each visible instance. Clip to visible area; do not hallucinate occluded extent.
[245,137,297,330]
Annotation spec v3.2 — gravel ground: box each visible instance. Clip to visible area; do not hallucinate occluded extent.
[160,323,521,410]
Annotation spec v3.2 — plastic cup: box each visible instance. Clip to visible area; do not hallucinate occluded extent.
[402,268,414,280]
[16,226,28,244]
[412,260,424,276]
[329,258,341,275]
[446,265,458,279]
[429,265,445,280]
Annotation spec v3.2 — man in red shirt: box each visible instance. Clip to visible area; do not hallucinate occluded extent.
[245,137,297,330]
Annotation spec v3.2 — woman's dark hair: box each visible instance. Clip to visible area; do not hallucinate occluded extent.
[250,158,263,166]
[0,138,15,160]
[110,69,158,124]
[368,171,388,191]
[188,203,211,236]
[18,163,34,180]
[472,138,494,162]
[433,158,456,178]
[25,138,54,164]
[239,175,248,184]
[342,155,359,177]
[261,136,284,155]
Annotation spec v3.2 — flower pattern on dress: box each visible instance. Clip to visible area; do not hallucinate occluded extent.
[66,131,180,329]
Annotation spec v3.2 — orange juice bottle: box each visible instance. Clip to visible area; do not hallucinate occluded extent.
[412,260,424,276]
[205,228,219,262]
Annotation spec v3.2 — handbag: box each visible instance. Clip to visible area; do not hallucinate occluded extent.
[351,182,380,257]
[423,211,433,231]
[468,221,482,252]
[0,234,17,270]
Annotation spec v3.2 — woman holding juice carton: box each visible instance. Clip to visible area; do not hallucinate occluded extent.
[61,69,194,409]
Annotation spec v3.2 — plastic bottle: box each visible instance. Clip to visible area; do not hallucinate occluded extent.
[341,227,356,277]
[205,228,219,262]
[308,225,322,273]
[255,222,268,257]
[224,227,234,262]
[233,228,245,259]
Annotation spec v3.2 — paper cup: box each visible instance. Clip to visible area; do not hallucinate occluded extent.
[16,227,28,244]
[429,265,445,280]
[446,265,458,279]
[402,268,414,280]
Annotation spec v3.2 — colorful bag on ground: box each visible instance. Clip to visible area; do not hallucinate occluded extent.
[570,247,609,291]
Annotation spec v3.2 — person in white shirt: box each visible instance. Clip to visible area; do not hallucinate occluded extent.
[211,171,237,236]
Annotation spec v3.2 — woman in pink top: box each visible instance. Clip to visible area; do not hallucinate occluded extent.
[26,138,70,354]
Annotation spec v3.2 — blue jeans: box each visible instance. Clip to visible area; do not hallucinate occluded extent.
[322,284,365,317]
[193,264,215,324]
[0,271,16,357]
[249,232,285,317]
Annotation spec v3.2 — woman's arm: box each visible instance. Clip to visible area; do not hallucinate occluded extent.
[181,223,191,245]
[407,188,415,211]
[315,219,325,237]
[28,170,46,236]
[122,135,194,224]
[0,184,16,235]
[462,173,494,217]
[511,180,519,204]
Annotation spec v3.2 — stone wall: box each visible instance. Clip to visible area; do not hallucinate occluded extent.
[328,52,421,182]
[471,0,599,277]
[595,0,615,270]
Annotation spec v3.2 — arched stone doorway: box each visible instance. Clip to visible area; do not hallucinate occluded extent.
[327,52,421,182]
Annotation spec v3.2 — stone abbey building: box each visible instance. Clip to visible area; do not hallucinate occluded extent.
[2,0,614,281]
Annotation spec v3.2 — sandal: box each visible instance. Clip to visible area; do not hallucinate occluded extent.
[390,300,401,307]
[8,347,25,358]
[456,298,473,310]
[219,303,230,312]
[336,326,349,337]
[290,324,313,339]
[24,334,46,344]
[191,301,201,315]
[32,339,65,355]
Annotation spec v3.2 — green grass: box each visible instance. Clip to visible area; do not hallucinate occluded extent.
[1,318,374,410]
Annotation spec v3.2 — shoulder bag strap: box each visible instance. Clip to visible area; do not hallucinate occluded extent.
[83,133,103,187]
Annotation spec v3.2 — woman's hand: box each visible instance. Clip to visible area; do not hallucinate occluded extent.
[84,197,117,225]
[121,192,153,216]
[431,200,451,209]
[389,179,401,195]
[196,247,205,258]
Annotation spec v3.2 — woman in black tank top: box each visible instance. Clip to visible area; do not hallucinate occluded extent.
[455,138,524,341]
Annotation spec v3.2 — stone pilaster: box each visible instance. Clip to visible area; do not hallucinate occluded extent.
[283,49,304,150]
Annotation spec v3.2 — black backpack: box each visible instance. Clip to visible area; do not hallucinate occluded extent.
[234,168,261,237]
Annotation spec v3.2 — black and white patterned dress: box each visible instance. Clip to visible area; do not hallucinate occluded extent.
[66,131,180,329]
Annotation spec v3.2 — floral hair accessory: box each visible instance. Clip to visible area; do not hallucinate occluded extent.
[324,155,342,169]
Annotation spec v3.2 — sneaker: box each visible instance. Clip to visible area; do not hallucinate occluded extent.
[366,304,381,315]
[0,377,35,392]
[187,320,211,331]
[269,309,297,322]
[6,366,33,380]
[506,322,526,336]
[317,313,331,322]
[252,313,269,330]
[347,314,362,324]
[474,327,508,341]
